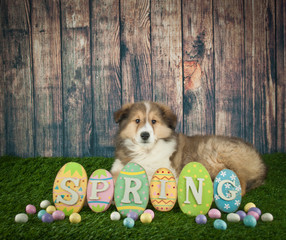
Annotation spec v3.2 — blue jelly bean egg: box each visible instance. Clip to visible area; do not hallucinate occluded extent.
[123,217,135,228]
[214,219,227,230]
[243,215,257,228]
[37,210,47,220]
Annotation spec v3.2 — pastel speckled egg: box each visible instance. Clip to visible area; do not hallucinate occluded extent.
[87,169,114,213]
[214,219,227,230]
[150,168,177,212]
[26,204,36,214]
[53,162,87,216]
[69,213,81,223]
[42,213,53,223]
[227,213,240,222]
[110,211,121,221]
[15,213,28,223]
[178,162,213,216]
[208,208,221,219]
[37,210,47,220]
[46,205,56,214]
[213,169,242,213]
[236,210,246,220]
[140,213,152,224]
[144,209,155,219]
[248,211,259,221]
[261,213,273,222]
[40,200,51,209]
[195,215,207,224]
[127,211,139,221]
[248,207,261,216]
[244,202,256,212]
[243,215,257,227]
[114,163,149,217]
[123,217,135,228]
[52,210,65,220]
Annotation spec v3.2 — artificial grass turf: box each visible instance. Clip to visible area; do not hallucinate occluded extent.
[0,153,285,240]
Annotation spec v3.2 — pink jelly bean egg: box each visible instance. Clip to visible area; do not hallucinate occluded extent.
[26,204,36,214]
[208,208,221,219]
[52,210,65,220]
[247,211,259,221]
[144,209,155,219]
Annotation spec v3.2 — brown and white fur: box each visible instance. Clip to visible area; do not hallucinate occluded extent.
[110,101,267,196]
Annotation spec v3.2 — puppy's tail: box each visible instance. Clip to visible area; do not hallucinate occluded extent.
[246,164,268,192]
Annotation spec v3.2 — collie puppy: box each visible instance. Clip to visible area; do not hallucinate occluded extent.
[110,101,267,196]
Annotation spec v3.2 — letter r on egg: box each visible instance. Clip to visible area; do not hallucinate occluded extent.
[121,177,142,204]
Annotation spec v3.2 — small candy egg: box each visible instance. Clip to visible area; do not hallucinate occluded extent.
[110,211,121,221]
[42,213,54,223]
[227,213,240,222]
[123,217,135,228]
[26,204,36,214]
[46,205,57,214]
[140,213,152,224]
[247,211,259,221]
[69,213,81,224]
[127,211,139,221]
[236,210,247,220]
[261,213,273,222]
[52,210,65,221]
[37,210,47,220]
[244,202,256,212]
[195,215,207,224]
[208,208,221,219]
[144,209,155,219]
[15,213,28,223]
[40,200,51,209]
[214,219,227,230]
[243,215,257,228]
[248,207,261,216]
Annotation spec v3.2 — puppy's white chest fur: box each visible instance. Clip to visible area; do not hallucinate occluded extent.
[125,138,177,182]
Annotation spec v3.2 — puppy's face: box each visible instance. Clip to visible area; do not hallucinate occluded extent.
[114,102,177,148]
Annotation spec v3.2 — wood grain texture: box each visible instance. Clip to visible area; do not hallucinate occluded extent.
[151,0,183,131]
[182,0,214,136]
[32,0,63,156]
[91,0,121,156]
[244,0,276,153]
[121,0,152,103]
[0,0,34,157]
[0,1,5,156]
[276,0,286,152]
[214,0,244,137]
[61,0,92,157]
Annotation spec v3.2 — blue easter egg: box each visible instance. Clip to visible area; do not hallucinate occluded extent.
[37,210,47,220]
[214,219,227,230]
[195,215,207,224]
[213,169,242,213]
[123,217,135,228]
[243,215,257,227]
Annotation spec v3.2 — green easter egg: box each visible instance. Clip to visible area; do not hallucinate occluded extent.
[178,162,213,216]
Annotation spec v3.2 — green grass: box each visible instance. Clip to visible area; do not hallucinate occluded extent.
[0,153,286,240]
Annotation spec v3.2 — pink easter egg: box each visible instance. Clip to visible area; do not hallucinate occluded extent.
[208,208,221,219]
[52,210,65,220]
[248,211,259,221]
[26,204,36,214]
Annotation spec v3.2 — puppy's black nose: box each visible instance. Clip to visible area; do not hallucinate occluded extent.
[140,132,150,141]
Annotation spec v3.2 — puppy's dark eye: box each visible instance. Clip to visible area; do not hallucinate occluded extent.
[135,119,140,124]
[152,120,156,124]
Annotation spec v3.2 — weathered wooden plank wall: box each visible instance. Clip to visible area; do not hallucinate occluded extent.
[0,0,285,158]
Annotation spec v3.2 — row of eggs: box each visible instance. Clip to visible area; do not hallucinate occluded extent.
[53,161,243,217]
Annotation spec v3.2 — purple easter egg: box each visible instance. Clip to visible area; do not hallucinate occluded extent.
[236,210,246,220]
[195,215,207,224]
[52,210,65,220]
[26,204,36,214]
[127,211,139,221]
[248,207,261,216]
[42,213,54,223]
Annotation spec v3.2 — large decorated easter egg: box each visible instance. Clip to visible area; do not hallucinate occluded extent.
[87,169,114,212]
[114,162,149,217]
[178,162,213,216]
[150,168,177,212]
[213,169,242,213]
[53,162,87,216]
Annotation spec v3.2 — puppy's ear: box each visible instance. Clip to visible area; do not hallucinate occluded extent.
[157,103,177,130]
[114,103,132,123]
